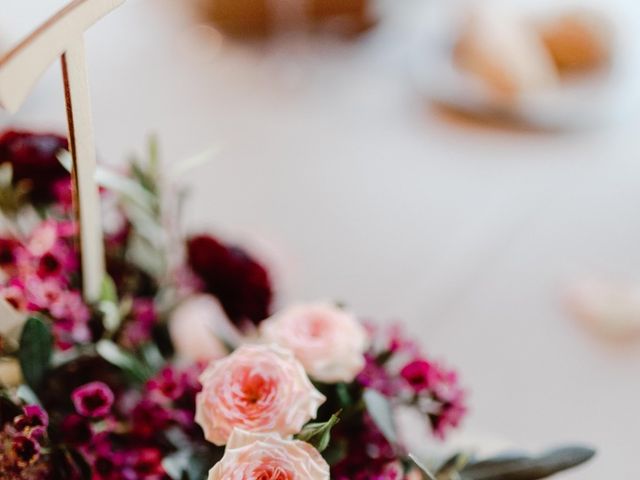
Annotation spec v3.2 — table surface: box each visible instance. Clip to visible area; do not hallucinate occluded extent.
[2,0,639,477]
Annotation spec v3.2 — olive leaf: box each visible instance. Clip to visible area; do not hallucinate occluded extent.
[18,316,53,390]
[459,445,596,480]
[408,453,437,480]
[96,340,150,383]
[363,388,398,446]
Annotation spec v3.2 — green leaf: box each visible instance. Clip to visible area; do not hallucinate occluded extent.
[408,453,437,480]
[16,385,41,406]
[460,446,596,480]
[18,317,53,390]
[100,275,118,304]
[169,146,220,178]
[296,411,341,453]
[162,450,191,479]
[436,452,471,478]
[363,388,398,446]
[96,340,150,383]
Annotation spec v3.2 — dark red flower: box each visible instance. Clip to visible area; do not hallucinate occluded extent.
[12,434,41,467]
[60,414,93,446]
[71,381,114,418]
[130,400,172,439]
[0,130,69,204]
[186,234,273,327]
[0,238,19,268]
[126,448,166,479]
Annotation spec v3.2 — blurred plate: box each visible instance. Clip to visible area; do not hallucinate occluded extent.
[409,1,640,130]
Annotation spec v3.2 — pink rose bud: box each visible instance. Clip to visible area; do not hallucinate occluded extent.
[168,295,231,361]
[207,429,329,480]
[195,344,325,445]
[261,302,368,383]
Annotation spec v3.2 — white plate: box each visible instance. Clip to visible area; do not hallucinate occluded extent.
[409,1,640,130]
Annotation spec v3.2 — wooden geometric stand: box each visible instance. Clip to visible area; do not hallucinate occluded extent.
[0,0,125,304]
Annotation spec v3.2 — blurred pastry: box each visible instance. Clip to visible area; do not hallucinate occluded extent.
[454,6,558,100]
[198,0,374,37]
[198,0,270,37]
[538,9,612,75]
[308,0,373,33]
[566,277,640,340]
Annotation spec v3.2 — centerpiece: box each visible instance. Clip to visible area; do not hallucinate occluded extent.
[0,1,595,479]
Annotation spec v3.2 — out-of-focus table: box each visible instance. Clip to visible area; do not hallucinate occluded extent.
[2,0,639,477]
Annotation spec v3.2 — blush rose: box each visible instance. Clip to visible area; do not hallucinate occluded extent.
[260,302,368,383]
[195,344,325,445]
[207,429,329,480]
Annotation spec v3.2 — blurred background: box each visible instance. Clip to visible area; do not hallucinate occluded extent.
[2,0,640,477]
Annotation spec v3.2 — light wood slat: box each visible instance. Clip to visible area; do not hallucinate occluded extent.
[62,39,105,301]
[0,0,126,306]
[0,0,125,112]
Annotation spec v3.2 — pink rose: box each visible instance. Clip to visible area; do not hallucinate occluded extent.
[207,429,329,480]
[260,302,368,383]
[195,344,325,445]
[168,295,231,361]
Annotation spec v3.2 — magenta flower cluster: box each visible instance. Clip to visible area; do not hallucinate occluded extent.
[358,323,466,439]
[0,221,90,350]
[332,323,467,479]
[130,362,204,440]
[63,380,170,479]
[55,364,204,479]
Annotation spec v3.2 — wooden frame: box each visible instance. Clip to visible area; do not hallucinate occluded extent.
[0,0,125,304]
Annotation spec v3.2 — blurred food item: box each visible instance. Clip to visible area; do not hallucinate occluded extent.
[538,10,612,75]
[199,0,270,37]
[566,277,640,340]
[453,5,614,101]
[308,0,372,32]
[454,6,558,100]
[198,0,374,37]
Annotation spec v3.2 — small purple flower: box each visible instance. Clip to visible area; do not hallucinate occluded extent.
[130,399,172,439]
[13,405,49,440]
[71,381,114,418]
[14,405,49,430]
[124,447,166,480]
[12,434,41,467]
[146,366,185,401]
[91,446,124,480]
[120,298,156,348]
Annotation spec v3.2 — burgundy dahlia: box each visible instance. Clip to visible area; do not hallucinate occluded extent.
[0,130,70,204]
[186,234,273,326]
[71,381,115,419]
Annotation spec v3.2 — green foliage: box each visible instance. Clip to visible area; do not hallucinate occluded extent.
[18,316,53,390]
[457,446,596,480]
[96,340,151,383]
[363,388,398,446]
[296,411,342,453]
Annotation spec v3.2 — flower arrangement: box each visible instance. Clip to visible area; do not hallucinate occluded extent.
[0,129,596,479]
